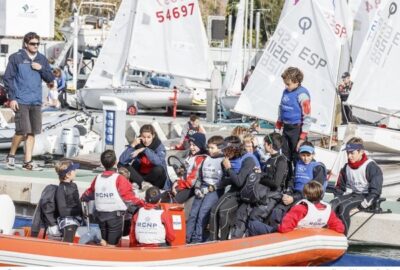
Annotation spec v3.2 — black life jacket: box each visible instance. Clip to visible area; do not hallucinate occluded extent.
[240,154,287,204]
[239,172,265,204]
[31,184,59,237]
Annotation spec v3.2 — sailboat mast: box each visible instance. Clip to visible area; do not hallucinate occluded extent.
[249,0,254,67]
[243,0,248,79]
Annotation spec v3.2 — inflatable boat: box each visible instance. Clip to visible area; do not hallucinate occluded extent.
[0,195,347,266]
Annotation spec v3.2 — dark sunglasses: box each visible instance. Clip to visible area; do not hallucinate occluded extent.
[28,42,40,46]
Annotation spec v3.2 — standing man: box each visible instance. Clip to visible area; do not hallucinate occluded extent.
[275,67,312,189]
[4,32,54,171]
[337,71,353,124]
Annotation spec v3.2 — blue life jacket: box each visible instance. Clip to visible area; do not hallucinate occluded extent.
[280,86,310,124]
[294,160,326,192]
[230,152,256,174]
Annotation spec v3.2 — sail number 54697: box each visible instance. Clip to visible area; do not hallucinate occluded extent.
[156,3,195,23]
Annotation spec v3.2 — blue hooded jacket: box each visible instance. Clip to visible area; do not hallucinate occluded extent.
[4,49,54,105]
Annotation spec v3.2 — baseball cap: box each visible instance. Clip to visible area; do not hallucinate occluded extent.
[299,145,315,154]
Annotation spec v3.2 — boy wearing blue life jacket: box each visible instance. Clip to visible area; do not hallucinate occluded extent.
[264,142,327,233]
[282,141,327,206]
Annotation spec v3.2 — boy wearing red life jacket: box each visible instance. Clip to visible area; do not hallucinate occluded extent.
[81,150,144,246]
[129,187,175,247]
[278,181,344,233]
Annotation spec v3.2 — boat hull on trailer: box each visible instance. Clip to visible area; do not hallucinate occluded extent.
[79,86,200,111]
[337,124,400,154]
[0,228,347,266]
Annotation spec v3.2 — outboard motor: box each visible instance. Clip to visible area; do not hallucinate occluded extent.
[61,127,81,158]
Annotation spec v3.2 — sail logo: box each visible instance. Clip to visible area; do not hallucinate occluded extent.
[298,17,312,35]
[19,4,38,17]
[389,2,397,18]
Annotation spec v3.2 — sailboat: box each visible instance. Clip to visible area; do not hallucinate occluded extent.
[232,0,357,183]
[337,0,400,154]
[219,0,246,117]
[234,0,342,136]
[79,0,210,113]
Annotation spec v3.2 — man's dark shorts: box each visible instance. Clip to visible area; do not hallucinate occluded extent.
[14,104,42,135]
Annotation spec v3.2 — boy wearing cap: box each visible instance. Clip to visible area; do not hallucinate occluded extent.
[175,114,206,150]
[129,187,175,247]
[283,141,327,206]
[55,160,83,242]
[337,71,353,124]
[81,150,144,246]
[186,135,225,243]
[172,133,209,204]
[278,181,344,233]
[331,137,383,234]
[263,141,327,233]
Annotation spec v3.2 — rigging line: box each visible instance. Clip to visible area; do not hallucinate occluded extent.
[347,211,375,240]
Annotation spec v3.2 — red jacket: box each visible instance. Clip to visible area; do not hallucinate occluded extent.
[176,155,206,190]
[278,202,345,234]
[81,170,144,208]
[129,203,176,247]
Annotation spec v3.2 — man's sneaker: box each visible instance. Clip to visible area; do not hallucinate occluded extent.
[22,161,43,171]
[6,155,15,170]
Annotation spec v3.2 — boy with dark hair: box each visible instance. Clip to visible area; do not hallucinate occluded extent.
[278,181,344,233]
[275,67,311,183]
[129,187,175,247]
[4,31,54,171]
[246,132,288,236]
[81,150,144,246]
[331,137,383,234]
[186,135,225,243]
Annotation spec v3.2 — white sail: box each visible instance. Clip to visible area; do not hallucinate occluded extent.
[349,0,383,63]
[127,0,210,81]
[220,0,245,97]
[85,0,137,89]
[234,0,341,136]
[347,1,400,114]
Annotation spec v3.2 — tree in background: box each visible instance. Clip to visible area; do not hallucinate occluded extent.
[226,0,284,46]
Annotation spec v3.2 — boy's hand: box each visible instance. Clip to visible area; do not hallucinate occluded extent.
[194,188,204,199]
[9,100,19,112]
[360,198,373,209]
[222,157,231,169]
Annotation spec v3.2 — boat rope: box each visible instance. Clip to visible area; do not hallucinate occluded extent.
[347,210,376,240]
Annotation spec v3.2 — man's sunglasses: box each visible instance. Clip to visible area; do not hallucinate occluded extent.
[28,42,40,46]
